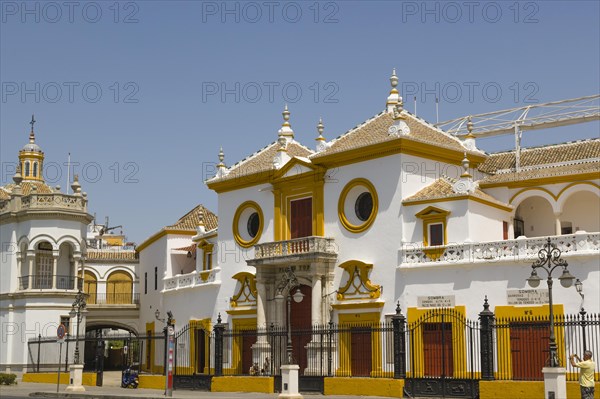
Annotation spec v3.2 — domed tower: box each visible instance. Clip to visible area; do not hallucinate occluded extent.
[19,115,45,182]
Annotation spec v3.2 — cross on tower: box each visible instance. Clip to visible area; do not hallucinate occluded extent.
[30,114,36,133]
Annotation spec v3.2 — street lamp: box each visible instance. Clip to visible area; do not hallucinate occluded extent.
[274,267,304,364]
[526,237,575,367]
[69,289,87,364]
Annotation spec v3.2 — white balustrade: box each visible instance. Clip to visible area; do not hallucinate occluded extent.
[401,233,599,265]
[254,236,337,259]
[162,268,219,292]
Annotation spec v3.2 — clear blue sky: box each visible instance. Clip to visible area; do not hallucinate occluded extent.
[1,1,599,243]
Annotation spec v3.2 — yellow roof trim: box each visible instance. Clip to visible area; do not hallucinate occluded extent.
[331,301,385,310]
[479,172,600,188]
[405,195,512,212]
[136,229,196,253]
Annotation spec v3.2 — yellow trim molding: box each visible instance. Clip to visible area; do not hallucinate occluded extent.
[404,194,513,213]
[198,239,215,271]
[338,178,379,233]
[337,260,381,300]
[272,165,325,241]
[211,376,274,393]
[331,301,385,310]
[415,206,450,260]
[480,172,600,189]
[494,305,565,380]
[230,272,257,308]
[337,312,383,377]
[406,306,467,379]
[190,318,212,374]
[144,321,156,373]
[233,201,264,248]
[136,229,196,253]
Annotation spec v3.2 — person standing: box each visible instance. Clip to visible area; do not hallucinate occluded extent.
[570,350,596,399]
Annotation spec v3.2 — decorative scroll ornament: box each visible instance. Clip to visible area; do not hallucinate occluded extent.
[337,260,381,300]
[230,272,257,308]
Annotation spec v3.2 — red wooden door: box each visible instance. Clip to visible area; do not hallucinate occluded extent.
[290,198,312,239]
[242,331,257,375]
[423,323,453,377]
[510,322,549,380]
[289,284,312,374]
[351,327,372,377]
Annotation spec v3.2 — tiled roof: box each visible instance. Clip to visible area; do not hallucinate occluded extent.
[1,181,55,196]
[311,111,474,159]
[210,141,314,183]
[166,204,218,232]
[478,139,600,174]
[403,176,511,209]
[0,188,10,200]
[173,243,197,253]
[479,160,600,185]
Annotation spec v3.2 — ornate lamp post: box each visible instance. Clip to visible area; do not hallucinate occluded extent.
[69,289,87,364]
[274,267,305,364]
[526,237,576,367]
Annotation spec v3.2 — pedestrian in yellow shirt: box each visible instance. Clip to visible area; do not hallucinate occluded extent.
[570,350,596,399]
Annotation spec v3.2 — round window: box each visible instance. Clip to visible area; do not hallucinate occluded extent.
[355,192,373,221]
[233,201,263,248]
[247,212,260,238]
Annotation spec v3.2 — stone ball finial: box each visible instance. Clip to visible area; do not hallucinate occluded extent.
[282,104,290,123]
[317,117,324,135]
[13,164,23,185]
[390,68,398,89]
[218,147,224,163]
[467,116,474,134]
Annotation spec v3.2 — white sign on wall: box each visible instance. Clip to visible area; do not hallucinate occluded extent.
[418,295,455,308]
[507,289,549,305]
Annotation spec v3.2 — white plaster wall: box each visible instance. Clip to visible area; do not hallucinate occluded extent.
[467,201,512,243]
[0,223,17,292]
[139,235,168,333]
[560,191,600,232]
[515,196,556,237]
[397,254,600,320]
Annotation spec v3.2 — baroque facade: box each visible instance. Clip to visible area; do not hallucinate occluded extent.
[137,71,599,379]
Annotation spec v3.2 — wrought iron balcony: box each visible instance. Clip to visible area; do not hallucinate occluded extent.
[18,274,76,290]
[248,236,338,266]
[86,293,140,305]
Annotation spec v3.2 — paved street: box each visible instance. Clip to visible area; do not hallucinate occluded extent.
[0,381,406,399]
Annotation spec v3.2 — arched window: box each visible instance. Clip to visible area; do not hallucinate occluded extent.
[35,242,53,289]
[83,271,98,304]
[106,271,133,304]
[24,161,30,177]
[33,162,38,177]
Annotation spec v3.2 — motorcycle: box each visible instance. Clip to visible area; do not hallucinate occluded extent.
[121,366,139,389]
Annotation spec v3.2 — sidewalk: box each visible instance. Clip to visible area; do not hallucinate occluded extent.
[0,381,402,399]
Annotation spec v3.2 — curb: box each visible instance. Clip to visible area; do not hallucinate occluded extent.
[30,393,166,399]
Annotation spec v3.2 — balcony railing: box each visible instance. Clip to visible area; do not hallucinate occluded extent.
[400,232,600,266]
[18,275,76,290]
[253,236,337,259]
[87,293,140,305]
[163,268,219,292]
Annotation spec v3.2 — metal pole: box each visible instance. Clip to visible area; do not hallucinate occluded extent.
[547,277,559,367]
[580,308,587,352]
[286,294,292,364]
[74,310,81,364]
[37,334,41,372]
[57,341,63,393]
[64,333,70,370]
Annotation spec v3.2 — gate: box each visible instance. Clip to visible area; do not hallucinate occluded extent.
[405,308,480,398]
[173,323,213,390]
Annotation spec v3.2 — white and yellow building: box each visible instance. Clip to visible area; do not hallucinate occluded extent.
[139,71,599,379]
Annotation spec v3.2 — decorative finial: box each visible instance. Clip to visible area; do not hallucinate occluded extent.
[217,313,222,324]
[390,68,398,89]
[461,152,471,178]
[29,114,36,143]
[467,116,474,135]
[71,174,81,195]
[395,301,401,315]
[386,69,402,113]
[282,104,290,124]
[316,117,325,141]
[277,104,294,140]
[13,164,23,185]
[215,147,229,178]
[483,295,489,311]
[198,208,204,225]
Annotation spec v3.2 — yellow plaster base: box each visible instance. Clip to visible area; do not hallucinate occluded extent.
[138,375,165,389]
[211,376,274,393]
[324,377,404,398]
[22,372,96,386]
[480,380,600,399]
